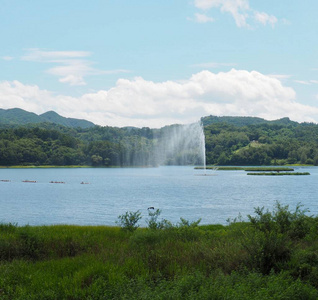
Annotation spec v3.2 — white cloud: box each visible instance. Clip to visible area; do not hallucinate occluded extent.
[1,69,318,127]
[2,56,14,61]
[294,80,311,85]
[194,13,214,23]
[193,0,278,28]
[294,80,318,85]
[21,48,130,86]
[267,74,292,80]
[58,75,86,86]
[21,49,91,62]
[254,11,277,28]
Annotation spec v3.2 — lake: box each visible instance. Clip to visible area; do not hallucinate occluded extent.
[0,166,317,226]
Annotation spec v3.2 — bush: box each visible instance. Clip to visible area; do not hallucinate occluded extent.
[248,202,310,240]
[146,209,171,230]
[242,202,311,274]
[116,210,142,232]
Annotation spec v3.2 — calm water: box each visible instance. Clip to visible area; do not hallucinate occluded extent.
[0,166,317,226]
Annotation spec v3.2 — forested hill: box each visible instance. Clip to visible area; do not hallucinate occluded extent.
[201,115,298,127]
[0,108,95,128]
[0,112,318,167]
[203,121,318,165]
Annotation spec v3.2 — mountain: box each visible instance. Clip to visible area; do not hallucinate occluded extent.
[0,108,95,128]
[39,111,94,128]
[0,108,43,125]
[201,115,298,127]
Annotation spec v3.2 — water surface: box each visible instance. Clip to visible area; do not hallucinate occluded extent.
[0,166,317,226]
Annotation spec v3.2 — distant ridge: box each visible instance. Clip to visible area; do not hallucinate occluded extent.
[0,108,300,129]
[0,108,95,128]
[201,115,298,127]
[39,111,94,128]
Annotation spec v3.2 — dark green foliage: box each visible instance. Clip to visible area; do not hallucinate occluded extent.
[241,202,311,274]
[117,210,142,232]
[244,167,294,171]
[201,115,297,127]
[1,113,318,167]
[204,120,318,166]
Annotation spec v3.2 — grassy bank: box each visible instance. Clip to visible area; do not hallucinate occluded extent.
[195,166,295,171]
[244,167,294,171]
[1,203,318,299]
[0,165,93,169]
[247,172,310,176]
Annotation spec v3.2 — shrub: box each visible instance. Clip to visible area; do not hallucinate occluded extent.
[248,201,310,240]
[242,202,311,274]
[116,210,142,232]
[146,209,171,230]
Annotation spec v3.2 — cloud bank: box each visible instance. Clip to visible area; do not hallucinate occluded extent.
[1,69,317,128]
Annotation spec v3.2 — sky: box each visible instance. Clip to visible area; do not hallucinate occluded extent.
[0,0,318,128]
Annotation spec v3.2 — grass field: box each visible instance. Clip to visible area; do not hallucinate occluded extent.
[1,203,318,299]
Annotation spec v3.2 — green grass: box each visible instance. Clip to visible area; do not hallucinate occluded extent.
[195,166,295,171]
[244,167,294,171]
[1,204,318,299]
[195,166,246,170]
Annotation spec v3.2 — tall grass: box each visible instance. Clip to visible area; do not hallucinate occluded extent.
[1,203,318,299]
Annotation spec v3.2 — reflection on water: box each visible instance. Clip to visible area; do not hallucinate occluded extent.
[0,166,317,226]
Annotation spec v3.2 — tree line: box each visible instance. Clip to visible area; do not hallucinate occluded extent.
[0,120,318,166]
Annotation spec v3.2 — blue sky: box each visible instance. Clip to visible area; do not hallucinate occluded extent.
[1,0,318,127]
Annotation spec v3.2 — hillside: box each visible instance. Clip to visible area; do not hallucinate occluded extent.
[0,108,95,129]
[40,111,94,128]
[0,110,318,167]
[201,115,298,127]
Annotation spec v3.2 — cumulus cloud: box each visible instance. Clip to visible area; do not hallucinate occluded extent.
[22,48,130,86]
[193,0,278,28]
[1,69,318,127]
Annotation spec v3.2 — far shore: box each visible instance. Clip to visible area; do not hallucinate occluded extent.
[0,164,316,169]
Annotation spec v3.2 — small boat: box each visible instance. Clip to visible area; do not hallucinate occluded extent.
[22,180,37,183]
[0,179,11,182]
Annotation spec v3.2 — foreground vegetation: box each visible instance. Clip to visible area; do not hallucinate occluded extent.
[1,203,318,299]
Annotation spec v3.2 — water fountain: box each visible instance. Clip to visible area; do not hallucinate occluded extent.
[155,121,207,170]
[118,120,207,170]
